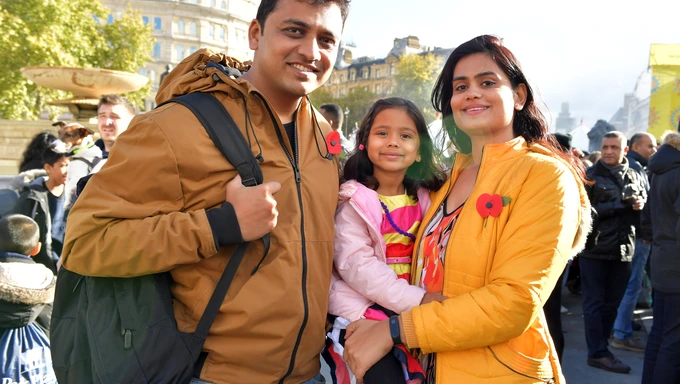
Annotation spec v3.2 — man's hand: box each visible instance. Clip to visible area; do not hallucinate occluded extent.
[226,175,281,241]
[344,319,393,383]
[421,292,447,304]
[632,197,645,211]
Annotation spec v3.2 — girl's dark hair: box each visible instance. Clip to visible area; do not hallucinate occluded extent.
[431,35,586,182]
[342,97,445,198]
[19,131,57,172]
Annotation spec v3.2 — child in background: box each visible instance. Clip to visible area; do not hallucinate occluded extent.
[326,98,446,384]
[0,214,56,383]
[11,140,69,274]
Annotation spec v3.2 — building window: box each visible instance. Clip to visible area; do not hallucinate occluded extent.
[375,69,380,78]
[149,70,157,84]
[142,16,149,25]
[210,0,216,6]
[235,29,246,44]
[154,17,162,31]
[107,14,114,24]
[189,21,197,36]
[177,19,185,34]
[375,84,381,94]
[349,70,355,81]
[340,89,346,96]
[153,43,161,58]
[390,63,395,75]
[218,26,225,40]
[176,45,185,61]
[362,69,368,79]
[189,46,197,55]
[138,68,148,77]
[220,0,227,9]
[209,24,215,39]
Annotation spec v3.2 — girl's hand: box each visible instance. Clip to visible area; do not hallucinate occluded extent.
[343,319,393,382]
[421,291,447,304]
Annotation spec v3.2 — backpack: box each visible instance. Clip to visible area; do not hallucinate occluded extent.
[70,156,102,173]
[50,92,267,384]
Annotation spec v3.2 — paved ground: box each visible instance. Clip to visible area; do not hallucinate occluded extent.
[321,287,653,383]
[561,286,651,383]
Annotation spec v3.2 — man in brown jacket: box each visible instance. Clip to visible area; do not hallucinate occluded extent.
[61,0,350,383]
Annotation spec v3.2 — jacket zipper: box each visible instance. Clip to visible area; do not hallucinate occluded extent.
[255,95,307,383]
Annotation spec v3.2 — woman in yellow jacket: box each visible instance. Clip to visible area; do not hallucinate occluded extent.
[342,35,592,383]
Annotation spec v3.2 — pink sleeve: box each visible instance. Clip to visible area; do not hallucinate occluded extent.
[333,202,425,314]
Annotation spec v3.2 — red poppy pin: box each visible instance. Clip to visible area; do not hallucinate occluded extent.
[326,131,342,155]
[476,193,512,227]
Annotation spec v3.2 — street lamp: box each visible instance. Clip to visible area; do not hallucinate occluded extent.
[344,107,350,136]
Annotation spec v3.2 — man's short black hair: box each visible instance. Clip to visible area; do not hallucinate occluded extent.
[0,215,40,256]
[256,0,351,31]
[320,103,343,130]
[98,94,136,116]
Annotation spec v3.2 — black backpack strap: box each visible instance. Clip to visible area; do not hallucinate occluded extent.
[157,92,270,340]
[158,92,263,187]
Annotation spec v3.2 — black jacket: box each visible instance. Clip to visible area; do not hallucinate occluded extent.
[11,177,58,274]
[0,252,55,333]
[644,137,680,293]
[627,150,652,239]
[581,158,647,262]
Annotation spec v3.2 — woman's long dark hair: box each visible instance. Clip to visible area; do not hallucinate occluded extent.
[342,97,445,198]
[431,35,586,182]
[19,131,58,172]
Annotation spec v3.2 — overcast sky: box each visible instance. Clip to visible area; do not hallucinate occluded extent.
[340,0,680,131]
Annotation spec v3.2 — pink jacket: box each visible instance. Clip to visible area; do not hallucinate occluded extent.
[328,180,429,321]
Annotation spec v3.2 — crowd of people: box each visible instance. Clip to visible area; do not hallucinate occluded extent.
[0,0,678,383]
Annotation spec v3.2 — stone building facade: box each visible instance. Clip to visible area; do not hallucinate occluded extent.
[102,0,259,110]
[323,36,453,98]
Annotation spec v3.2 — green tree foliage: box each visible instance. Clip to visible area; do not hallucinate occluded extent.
[341,87,380,133]
[310,87,379,137]
[0,0,153,119]
[393,53,442,123]
[308,88,335,111]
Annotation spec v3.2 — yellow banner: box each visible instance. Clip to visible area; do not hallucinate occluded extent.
[648,44,680,138]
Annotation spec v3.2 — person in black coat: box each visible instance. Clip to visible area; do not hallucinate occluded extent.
[580,131,647,374]
[641,131,680,383]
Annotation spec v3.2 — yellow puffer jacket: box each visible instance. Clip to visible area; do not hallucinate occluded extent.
[401,137,591,383]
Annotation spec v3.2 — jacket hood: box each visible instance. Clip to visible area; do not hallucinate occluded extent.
[527,140,593,258]
[9,169,47,193]
[648,132,680,175]
[0,252,55,305]
[155,48,254,105]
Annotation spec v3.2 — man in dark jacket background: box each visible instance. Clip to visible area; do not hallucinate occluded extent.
[641,130,680,383]
[580,131,647,374]
[612,132,657,352]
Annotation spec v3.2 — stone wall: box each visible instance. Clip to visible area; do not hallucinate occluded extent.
[0,119,98,175]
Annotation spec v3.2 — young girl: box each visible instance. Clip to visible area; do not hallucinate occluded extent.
[326,97,445,384]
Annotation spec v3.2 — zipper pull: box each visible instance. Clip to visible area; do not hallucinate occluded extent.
[294,168,301,183]
[123,329,132,350]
